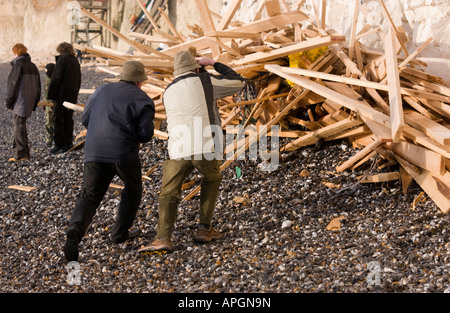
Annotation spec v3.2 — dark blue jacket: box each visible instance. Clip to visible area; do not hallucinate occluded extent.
[82,81,155,164]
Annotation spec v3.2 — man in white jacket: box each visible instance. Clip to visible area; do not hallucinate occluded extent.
[139,50,245,253]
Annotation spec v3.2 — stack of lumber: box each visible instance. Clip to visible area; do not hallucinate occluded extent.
[73,0,450,213]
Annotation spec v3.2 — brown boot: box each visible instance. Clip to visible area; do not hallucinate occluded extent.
[194,224,222,243]
[138,238,172,253]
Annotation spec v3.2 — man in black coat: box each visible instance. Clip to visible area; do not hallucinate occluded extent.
[5,43,41,162]
[47,42,81,154]
[63,61,155,262]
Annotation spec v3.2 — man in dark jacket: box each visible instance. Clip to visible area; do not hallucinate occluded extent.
[47,42,81,154]
[5,43,41,162]
[63,61,155,262]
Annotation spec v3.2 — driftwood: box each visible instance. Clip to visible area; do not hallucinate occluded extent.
[73,0,449,213]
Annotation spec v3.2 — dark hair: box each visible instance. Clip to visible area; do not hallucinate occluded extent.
[56,42,75,55]
[45,63,55,78]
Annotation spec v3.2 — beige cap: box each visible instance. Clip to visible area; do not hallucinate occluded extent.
[118,61,147,82]
[173,50,201,76]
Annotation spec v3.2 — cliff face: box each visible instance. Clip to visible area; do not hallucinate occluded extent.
[0,0,448,83]
[0,0,71,57]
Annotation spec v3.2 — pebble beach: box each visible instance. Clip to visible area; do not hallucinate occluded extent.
[0,61,448,295]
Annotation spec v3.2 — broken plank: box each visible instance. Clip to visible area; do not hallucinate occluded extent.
[264,0,282,16]
[266,65,393,128]
[418,99,450,119]
[161,10,309,57]
[402,124,450,159]
[358,172,401,183]
[278,67,447,101]
[395,155,450,213]
[194,0,222,58]
[231,36,345,65]
[8,185,37,192]
[404,109,450,145]
[217,0,243,31]
[385,28,404,142]
[336,139,382,172]
[386,140,446,176]
[282,115,364,152]
[377,0,410,57]
[79,6,171,59]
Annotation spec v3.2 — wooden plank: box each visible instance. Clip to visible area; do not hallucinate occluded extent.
[385,28,404,142]
[330,44,390,115]
[227,92,289,108]
[398,37,433,69]
[325,125,371,141]
[377,0,410,57]
[401,124,450,159]
[265,65,393,128]
[323,81,392,142]
[264,0,282,16]
[348,0,360,65]
[395,155,450,213]
[336,139,382,172]
[418,99,450,119]
[194,0,221,58]
[217,0,243,30]
[386,141,446,175]
[128,32,181,46]
[400,71,450,98]
[359,172,401,183]
[8,185,37,192]
[282,115,364,152]
[157,7,186,42]
[161,10,309,57]
[205,30,260,39]
[404,109,450,145]
[231,35,345,66]
[80,6,171,59]
[278,67,448,101]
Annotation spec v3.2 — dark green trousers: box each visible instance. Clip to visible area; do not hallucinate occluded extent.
[12,114,30,159]
[156,157,222,239]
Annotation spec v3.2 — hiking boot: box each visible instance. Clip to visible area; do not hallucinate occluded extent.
[137,238,172,253]
[194,224,222,243]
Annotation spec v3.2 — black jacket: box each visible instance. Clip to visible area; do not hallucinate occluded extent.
[82,81,155,164]
[47,53,81,104]
[5,53,41,118]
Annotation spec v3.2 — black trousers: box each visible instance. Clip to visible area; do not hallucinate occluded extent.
[66,162,142,244]
[53,101,74,148]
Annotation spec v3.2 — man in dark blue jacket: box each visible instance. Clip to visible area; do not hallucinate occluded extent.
[63,61,155,262]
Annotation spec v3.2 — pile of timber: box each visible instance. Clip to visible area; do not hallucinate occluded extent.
[73,0,450,214]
